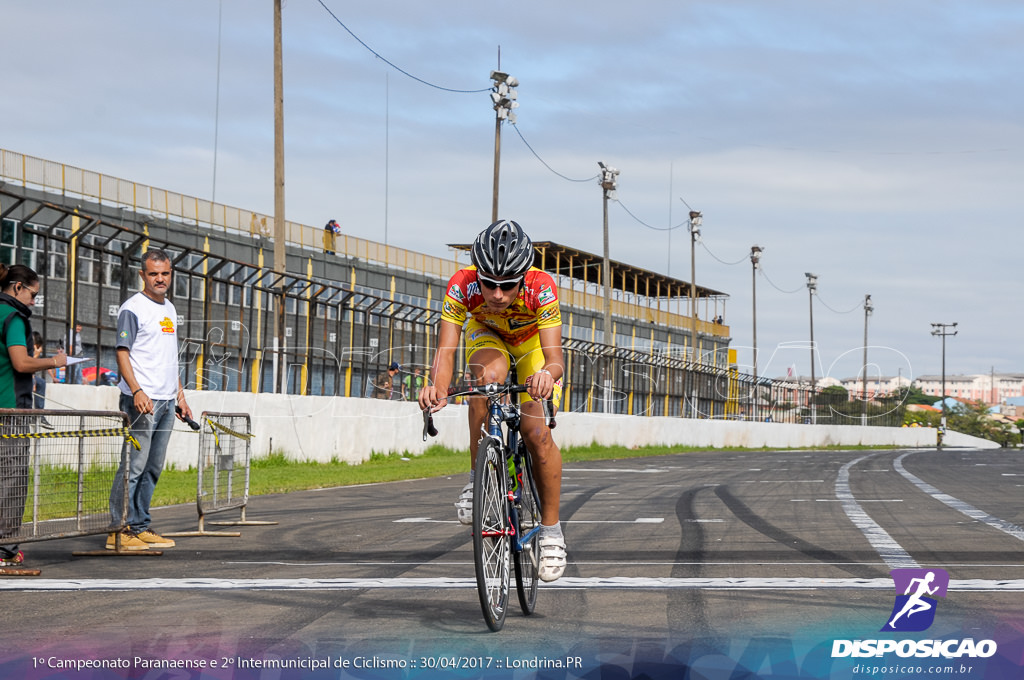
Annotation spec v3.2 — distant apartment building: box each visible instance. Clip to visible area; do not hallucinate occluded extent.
[914,373,1024,406]
[839,375,912,399]
[999,396,1024,420]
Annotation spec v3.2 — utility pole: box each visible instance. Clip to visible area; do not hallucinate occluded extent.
[805,273,818,424]
[273,0,286,393]
[861,294,873,426]
[688,210,702,418]
[931,322,958,447]
[750,246,762,382]
[489,69,518,223]
[598,162,619,345]
[750,245,762,420]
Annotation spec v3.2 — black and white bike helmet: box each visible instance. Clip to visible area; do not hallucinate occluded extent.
[470,219,534,278]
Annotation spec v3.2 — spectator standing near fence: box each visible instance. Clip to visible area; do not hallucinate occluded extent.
[107,249,194,551]
[403,367,424,401]
[0,264,67,567]
[323,219,341,255]
[373,361,401,399]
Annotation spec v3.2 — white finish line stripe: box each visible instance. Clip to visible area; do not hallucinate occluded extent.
[3,577,1024,591]
[393,517,664,524]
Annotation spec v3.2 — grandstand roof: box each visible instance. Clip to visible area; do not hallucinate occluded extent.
[448,240,728,300]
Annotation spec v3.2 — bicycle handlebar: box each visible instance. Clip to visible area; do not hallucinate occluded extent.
[421,382,556,441]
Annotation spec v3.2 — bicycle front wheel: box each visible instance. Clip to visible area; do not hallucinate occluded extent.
[473,437,511,632]
[513,443,542,615]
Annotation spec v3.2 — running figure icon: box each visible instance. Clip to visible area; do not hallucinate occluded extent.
[881,568,950,632]
[888,572,938,628]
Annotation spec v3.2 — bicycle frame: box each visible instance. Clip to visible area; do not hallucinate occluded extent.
[422,379,554,630]
[422,381,555,555]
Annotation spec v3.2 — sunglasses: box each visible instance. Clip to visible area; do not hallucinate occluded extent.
[19,284,39,301]
[477,274,523,292]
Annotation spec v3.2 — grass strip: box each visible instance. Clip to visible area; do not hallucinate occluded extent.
[150,442,892,508]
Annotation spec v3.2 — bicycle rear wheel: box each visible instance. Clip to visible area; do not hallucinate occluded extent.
[513,444,542,615]
[473,437,511,632]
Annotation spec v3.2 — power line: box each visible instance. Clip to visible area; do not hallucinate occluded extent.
[700,241,748,266]
[315,0,490,94]
[616,200,689,232]
[759,265,804,294]
[816,294,862,314]
[511,125,598,183]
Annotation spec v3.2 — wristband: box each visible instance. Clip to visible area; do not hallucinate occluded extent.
[538,369,551,377]
[132,388,143,397]
[52,357,57,367]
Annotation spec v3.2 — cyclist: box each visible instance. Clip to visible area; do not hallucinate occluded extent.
[419,220,566,582]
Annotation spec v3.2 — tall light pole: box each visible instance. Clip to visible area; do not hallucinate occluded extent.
[598,162,619,344]
[931,322,958,446]
[750,245,762,421]
[688,210,702,362]
[273,0,286,393]
[750,245,763,381]
[489,70,518,223]
[805,272,818,424]
[688,210,702,418]
[861,294,873,426]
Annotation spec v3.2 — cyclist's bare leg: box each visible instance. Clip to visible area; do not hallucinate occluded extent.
[466,348,509,462]
[520,399,561,527]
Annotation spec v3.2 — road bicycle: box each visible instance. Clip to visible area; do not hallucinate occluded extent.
[423,376,556,631]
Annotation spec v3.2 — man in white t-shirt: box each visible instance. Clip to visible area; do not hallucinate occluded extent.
[106,249,194,552]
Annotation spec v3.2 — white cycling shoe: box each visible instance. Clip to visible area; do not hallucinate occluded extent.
[538,535,567,582]
[455,482,473,525]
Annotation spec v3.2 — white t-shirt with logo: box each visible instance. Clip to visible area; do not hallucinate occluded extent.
[116,292,180,400]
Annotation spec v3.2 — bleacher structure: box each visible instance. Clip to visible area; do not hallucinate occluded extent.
[0,147,873,423]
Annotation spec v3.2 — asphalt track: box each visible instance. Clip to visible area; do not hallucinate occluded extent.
[3,446,1024,678]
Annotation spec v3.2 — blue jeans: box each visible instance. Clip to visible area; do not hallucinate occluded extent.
[110,395,175,533]
[33,375,46,408]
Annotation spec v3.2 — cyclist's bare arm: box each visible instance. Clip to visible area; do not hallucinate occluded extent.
[419,319,463,412]
[526,325,565,402]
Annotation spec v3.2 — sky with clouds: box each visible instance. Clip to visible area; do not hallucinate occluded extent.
[3,0,1022,383]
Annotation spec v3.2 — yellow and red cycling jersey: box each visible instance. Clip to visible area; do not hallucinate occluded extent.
[440,266,561,347]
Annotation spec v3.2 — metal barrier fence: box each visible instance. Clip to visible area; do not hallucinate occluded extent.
[561,338,904,426]
[0,409,136,572]
[166,413,276,538]
[0,183,904,427]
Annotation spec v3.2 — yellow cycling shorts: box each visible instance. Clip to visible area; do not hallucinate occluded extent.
[464,319,562,409]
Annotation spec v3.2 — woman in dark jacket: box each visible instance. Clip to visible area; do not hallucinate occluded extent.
[0,263,67,567]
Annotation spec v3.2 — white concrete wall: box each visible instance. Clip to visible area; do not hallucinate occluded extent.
[942,429,1001,449]
[42,384,975,469]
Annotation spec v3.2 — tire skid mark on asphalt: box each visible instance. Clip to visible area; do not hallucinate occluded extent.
[669,486,722,647]
[894,451,1024,542]
[713,486,881,579]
